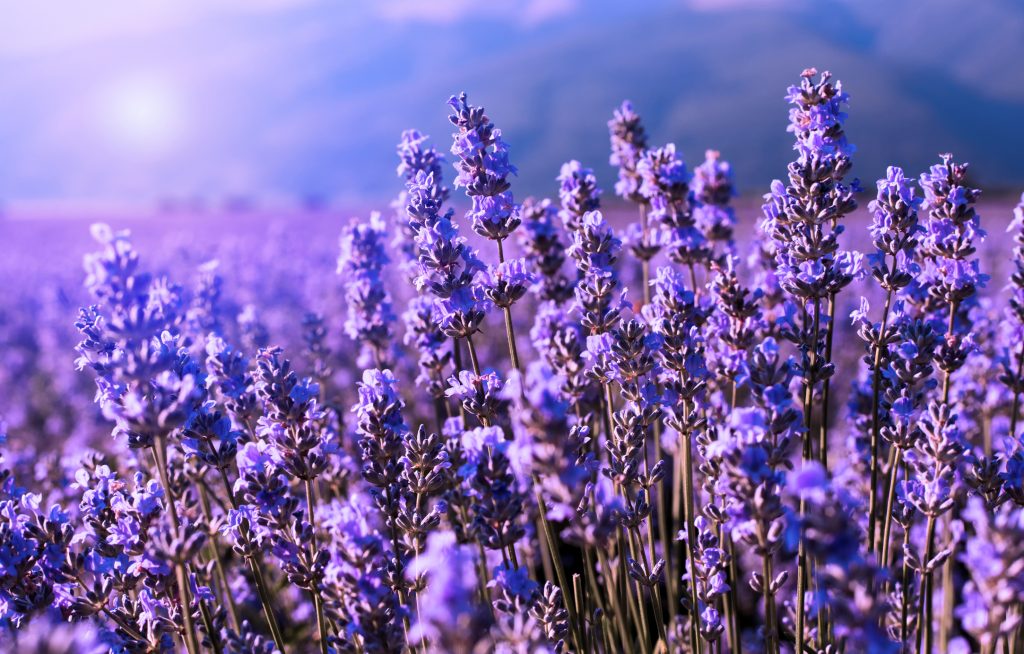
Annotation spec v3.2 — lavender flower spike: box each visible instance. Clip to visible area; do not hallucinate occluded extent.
[338,212,397,368]
[609,100,649,203]
[448,92,521,243]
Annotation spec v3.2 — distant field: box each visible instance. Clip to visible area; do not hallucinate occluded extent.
[1,197,1017,451]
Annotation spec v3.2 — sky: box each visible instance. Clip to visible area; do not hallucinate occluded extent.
[1,0,1023,210]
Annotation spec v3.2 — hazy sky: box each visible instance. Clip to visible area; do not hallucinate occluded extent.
[1,0,1023,207]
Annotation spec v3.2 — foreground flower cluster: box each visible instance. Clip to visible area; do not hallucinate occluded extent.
[2,68,1023,654]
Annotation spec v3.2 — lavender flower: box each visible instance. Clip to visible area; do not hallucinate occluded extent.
[557,161,602,233]
[518,198,575,304]
[338,212,397,368]
[692,150,738,258]
[919,154,987,310]
[402,297,453,404]
[480,258,535,310]
[396,130,450,282]
[568,210,625,336]
[254,347,329,482]
[408,532,490,650]
[1000,193,1024,439]
[405,168,490,339]
[446,369,505,426]
[76,226,200,449]
[464,432,526,555]
[448,92,520,242]
[867,167,923,294]
[608,101,649,203]
[637,144,709,266]
[761,68,859,304]
[957,497,1024,650]
[398,129,448,189]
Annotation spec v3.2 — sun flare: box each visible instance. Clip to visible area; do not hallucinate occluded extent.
[98,75,186,157]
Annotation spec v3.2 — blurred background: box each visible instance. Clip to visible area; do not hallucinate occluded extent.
[1,0,1023,217]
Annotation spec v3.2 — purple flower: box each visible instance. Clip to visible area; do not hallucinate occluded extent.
[762,69,859,305]
[919,153,989,307]
[234,440,289,513]
[568,210,626,336]
[480,258,535,309]
[637,144,690,226]
[397,129,448,190]
[446,370,505,425]
[354,369,409,490]
[403,166,490,340]
[557,160,602,233]
[518,197,575,303]
[784,68,855,162]
[448,92,521,241]
[692,149,738,256]
[338,212,397,367]
[608,100,649,202]
[402,296,452,401]
[408,532,489,648]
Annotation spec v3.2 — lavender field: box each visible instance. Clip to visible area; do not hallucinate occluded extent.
[3,68,1024,654]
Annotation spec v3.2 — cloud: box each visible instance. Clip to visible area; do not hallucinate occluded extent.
[684,0,795,11]
[373,0,579,26]
[0,0,315,57]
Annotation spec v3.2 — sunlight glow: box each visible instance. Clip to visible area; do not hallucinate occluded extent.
[98,75,187,157]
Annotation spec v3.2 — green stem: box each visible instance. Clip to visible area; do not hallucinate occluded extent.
[452,338,468,428]
[654,420,674,627]
[919,515,937,654]
[795,497,808,654]
[304,479,330,654]
[1010,346,1024,438]
[196,482,241,632]
[196,589,225,654]
[465,334,482,376]
[639,204,652,309]
[880,445,903,572]
[722,533,740,653]
[596,547,633,652]
[534,479,584,652]
[900,523,911,652]
[940,513,956,652]
[796,297,822,651]
[819,291,837,468]
[633,524,668,647]
[868,289,894,554]
[496,237,525,380]
[619,511,651,653]
[152,437,201,654]
[936,301,959,650]
[681,397,702,654]
[217,468,288,652]
[760,523,779,654]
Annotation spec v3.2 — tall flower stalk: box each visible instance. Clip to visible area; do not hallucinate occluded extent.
[858,166,923,559]
[338,212,397,368]
[646,267,713,652]
[692,149,738,263]
[608,101,654,304]
[916,153,987,652]
[76,225,206,654]
[761,68,859,650]
[1003,193,1024,439]
[447,92,528,376]
[638,144,709,294]
[252,348,332,653]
